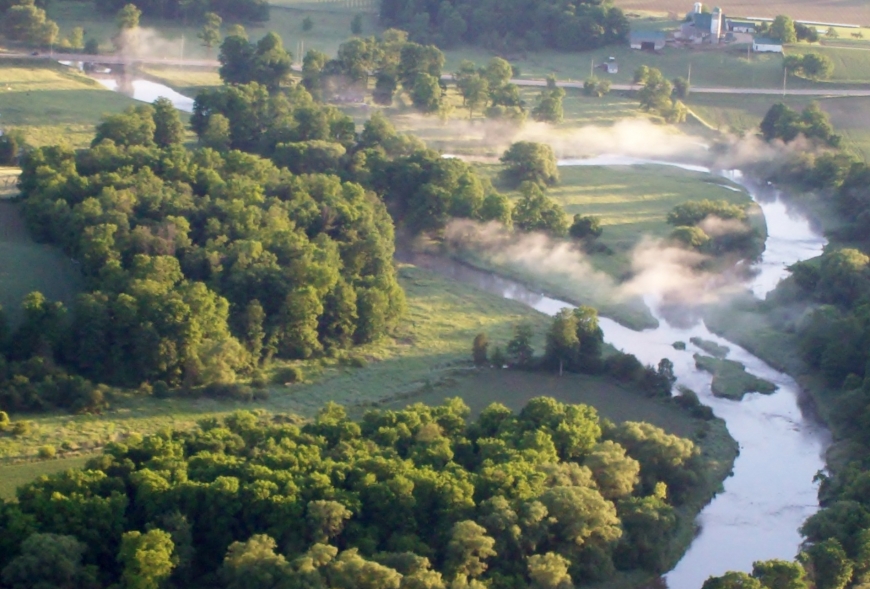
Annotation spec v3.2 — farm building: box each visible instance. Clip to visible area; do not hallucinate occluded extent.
[676,3,724,44]
[630,30,666,50]
[752,37,783,52]
[727,19,756,33]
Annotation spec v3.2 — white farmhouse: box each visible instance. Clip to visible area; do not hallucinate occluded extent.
[752,36,783,52]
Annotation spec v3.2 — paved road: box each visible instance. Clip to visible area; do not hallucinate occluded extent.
[0,51,219,67]
[4,51,870,97]
[509,78,870,96]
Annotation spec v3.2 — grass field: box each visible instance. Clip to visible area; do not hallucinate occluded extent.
[0,60,137,148]
[0,455,92,499]
[0,201,83,325]
[687,93,870,159]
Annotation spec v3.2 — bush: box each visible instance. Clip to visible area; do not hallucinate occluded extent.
[274,366,303,384]
[11,421,31,437]
[202,382,254,401]
[674,387,715,420]
[38,445,56,459]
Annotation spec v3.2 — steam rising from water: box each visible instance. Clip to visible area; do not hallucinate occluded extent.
[444,220,743,310]
[116,28,189,60]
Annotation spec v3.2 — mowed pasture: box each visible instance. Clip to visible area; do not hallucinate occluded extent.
[0,201,83,325]
[687,93,870,159]
[0,61,137,148]
[613,0,870,26]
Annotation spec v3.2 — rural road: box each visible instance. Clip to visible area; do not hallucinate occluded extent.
[4,51,870,97]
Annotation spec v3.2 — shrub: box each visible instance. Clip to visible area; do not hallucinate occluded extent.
[38,445,56,459]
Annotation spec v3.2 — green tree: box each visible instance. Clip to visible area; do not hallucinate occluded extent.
[67,27,84,50]
[221,534,292,589]
[117,3,141,29]
[302,16,313,31]
[472,333,489,366]
[752,559,809,589]
[1,533,93,589]
[152,97,184,148]
[201,113,231,150]
[702,571,764,589]
[545,309,578,376]
[457,73,489,118]
[410,73,442,113]
[570,214,603,240]
[351,13,363,34]
[506,323,535,368]
[500,141,559,187]
[119,529,176,589]
[586,440,640,499]
[532,86,565,123]
[307,500,352,544]
[198,11,222,48]
[302,49,329,101]
[672,76,689,99]
[512,182,569,236]
[770,15,797,43]
[527,552,572,589]
[802,539,854,589]
[637,67,673,113]
[446,520,497,579]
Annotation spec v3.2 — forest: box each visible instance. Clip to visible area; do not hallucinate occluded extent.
[378,0,629,52]
[0,28,596,414]
[0,398,715,588]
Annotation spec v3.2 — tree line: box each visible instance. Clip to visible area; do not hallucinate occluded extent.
[379,0,629,53]
[0,398,711,589]
[472,307,679,400]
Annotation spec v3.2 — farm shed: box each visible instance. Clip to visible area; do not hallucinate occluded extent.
[630,31,666,50]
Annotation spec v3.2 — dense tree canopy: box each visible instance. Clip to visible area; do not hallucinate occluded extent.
[13,101,405,396]
[94,0,268,23]
[379,0,629,52]
[0,399,707,587]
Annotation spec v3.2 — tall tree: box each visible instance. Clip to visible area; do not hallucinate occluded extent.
[152,97,184,148]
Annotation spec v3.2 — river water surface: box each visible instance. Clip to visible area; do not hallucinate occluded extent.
[403,158,832,588]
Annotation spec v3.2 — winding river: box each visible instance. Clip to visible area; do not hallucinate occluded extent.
[84,71,832,584]
[403,158,832,588]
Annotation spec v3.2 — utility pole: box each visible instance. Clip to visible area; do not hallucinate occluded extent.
[687,62,692,85]
[783,67,787,97]
[590,58,594,78]
[180,34,185,63]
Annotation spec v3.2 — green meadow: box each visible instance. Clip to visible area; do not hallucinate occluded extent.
[0,60,137,148]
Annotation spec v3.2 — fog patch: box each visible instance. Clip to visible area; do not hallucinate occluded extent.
[699,216,751,238]
[444,220,745,316]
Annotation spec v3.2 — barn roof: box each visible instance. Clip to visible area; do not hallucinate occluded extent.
[629,30,667,42]
[753,36,782,45]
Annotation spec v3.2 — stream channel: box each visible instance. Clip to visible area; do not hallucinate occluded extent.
[82,71,833,585]
[401,157,832,588]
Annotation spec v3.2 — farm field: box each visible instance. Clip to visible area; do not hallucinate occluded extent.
[613,0,870,26]
[0,60,137,148]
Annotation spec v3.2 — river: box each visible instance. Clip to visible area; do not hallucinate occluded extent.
[59,60,195,113]
[402,158,832,589]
